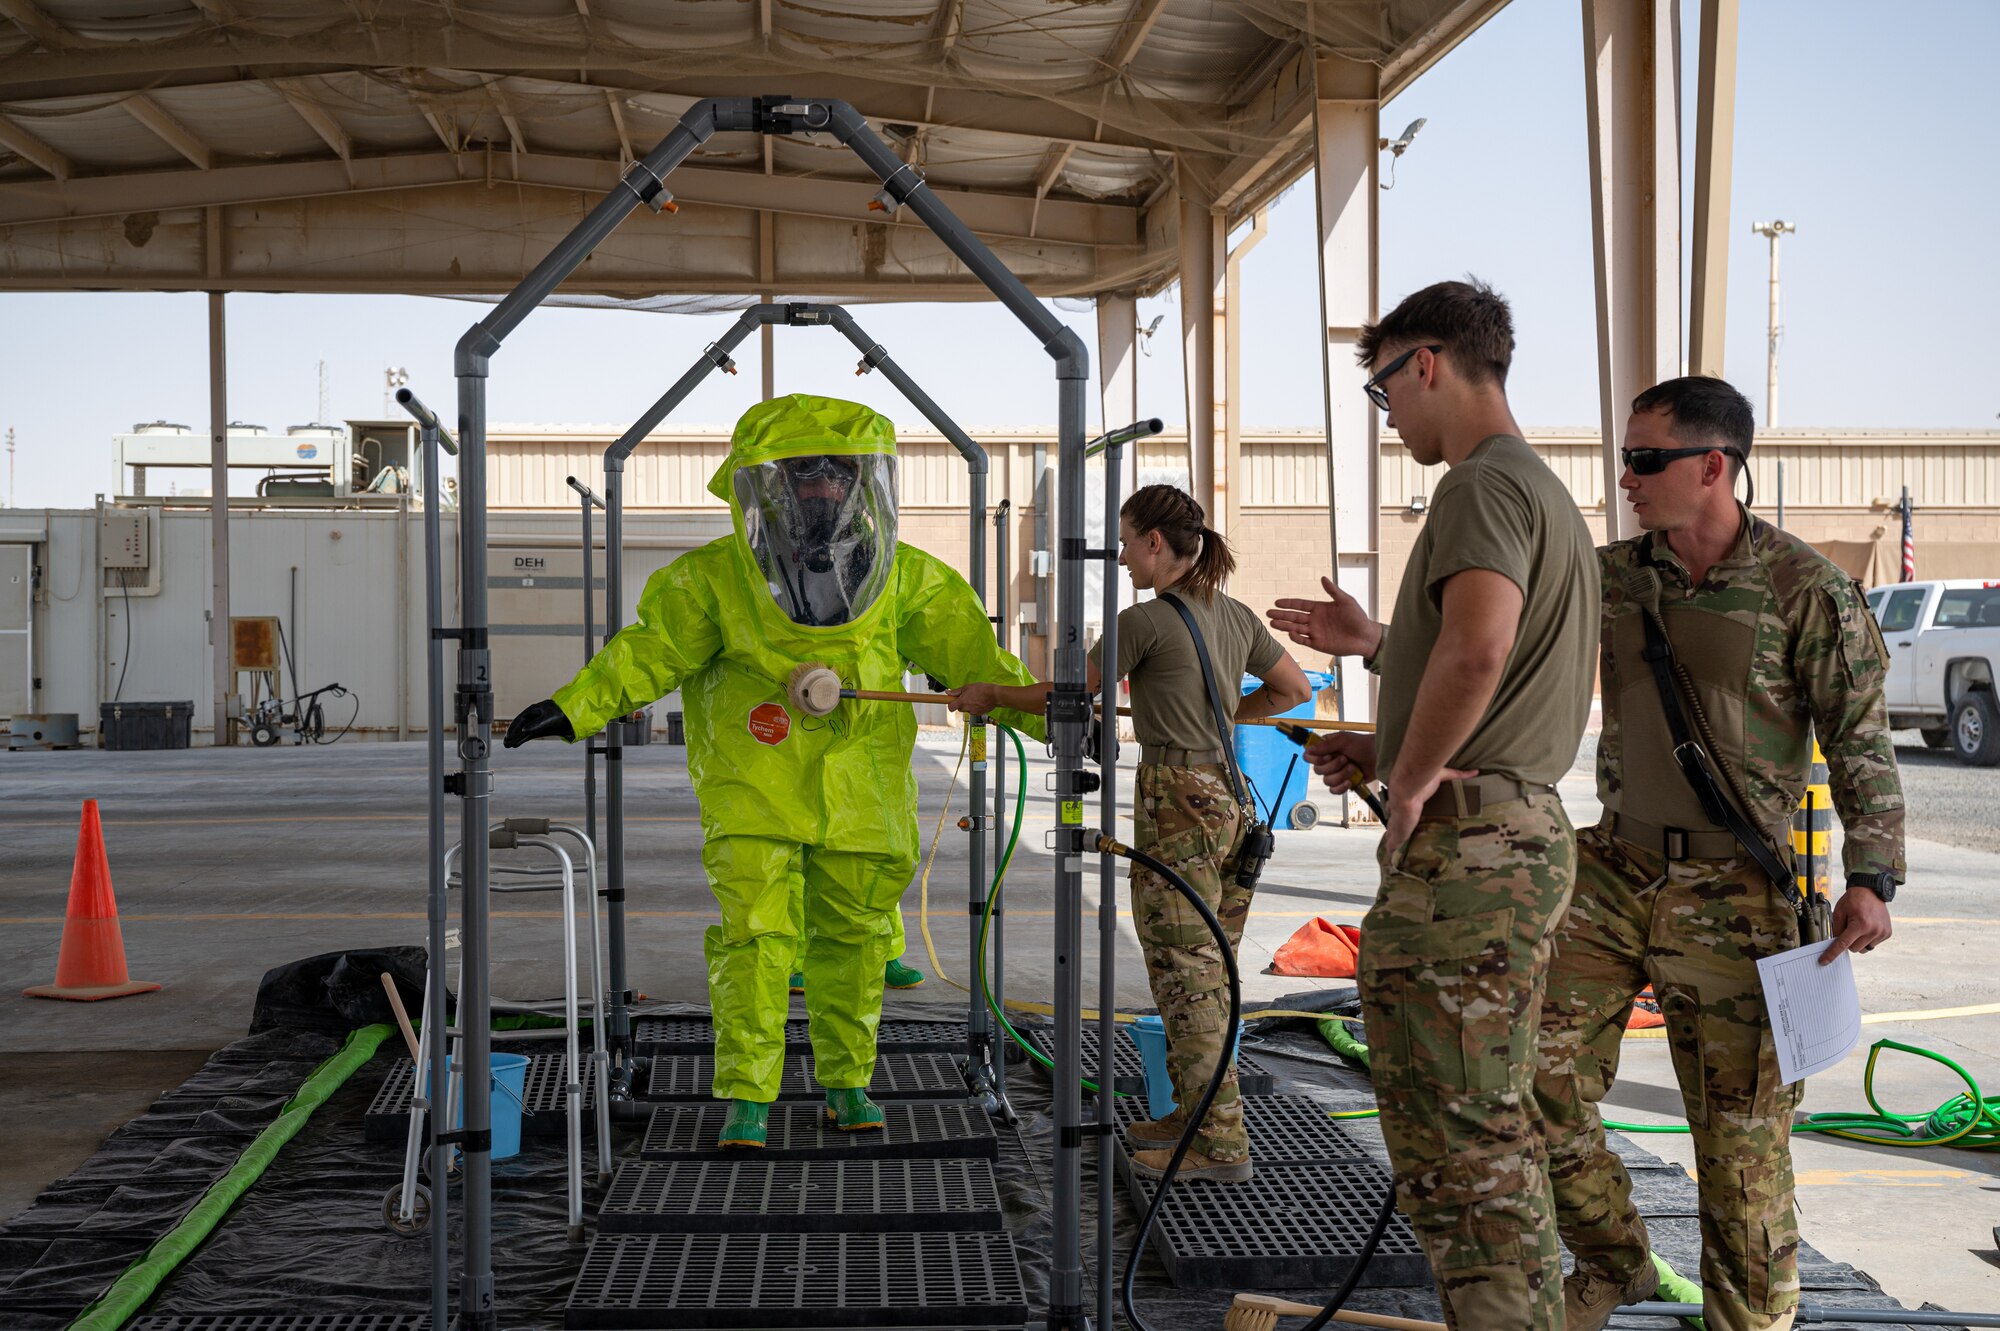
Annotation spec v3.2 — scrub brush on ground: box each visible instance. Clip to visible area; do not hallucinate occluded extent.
[1220,1295,1443,1331]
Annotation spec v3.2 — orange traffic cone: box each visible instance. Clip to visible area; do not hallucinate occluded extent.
[23,799,161,1002]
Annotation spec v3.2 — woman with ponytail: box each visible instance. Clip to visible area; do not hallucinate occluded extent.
[950,484,1310,1181]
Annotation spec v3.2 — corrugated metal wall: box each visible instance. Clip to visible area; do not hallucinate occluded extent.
[489,427,2000,514]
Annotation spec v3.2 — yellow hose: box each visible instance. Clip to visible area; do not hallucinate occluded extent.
[915,726,970,992]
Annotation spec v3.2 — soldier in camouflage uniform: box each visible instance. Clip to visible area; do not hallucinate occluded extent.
[1277,281,1600,1330]
[1130,760,1256,1164]
[1533,376,1903,1331]
[953,483,1311,1180]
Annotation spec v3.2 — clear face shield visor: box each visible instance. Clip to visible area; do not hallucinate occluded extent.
[733,453,898,627]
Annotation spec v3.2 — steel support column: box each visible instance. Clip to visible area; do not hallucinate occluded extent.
[1311,56,1380,723]
[759,210,777,400]
[1095,291,1140,614]
[206,285,231,746]
[1222,212,1268,541]
[1582,0,1683,542]
[1176,161,1219,521]
[1688,0,1739,377]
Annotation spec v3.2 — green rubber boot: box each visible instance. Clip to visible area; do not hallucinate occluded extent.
[718,1100,768,1149]
[1649,1253,1706,1330]
[885,957,926,989]
[824,1086,886,1132]
[788,971,805,994]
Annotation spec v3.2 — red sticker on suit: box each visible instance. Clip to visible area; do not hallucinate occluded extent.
[747,701,792,746]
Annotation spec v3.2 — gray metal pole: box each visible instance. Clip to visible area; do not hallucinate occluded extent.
[1050,363,1090,1330]
[568,476,605,851]
[1094,432,1124,1331]
[449,353,497,1330]
[208,291,231,747]
[600,459,629,1082]
[990,499,1012,1108]
[1776,458,1785,529]
[396,386,456,1331]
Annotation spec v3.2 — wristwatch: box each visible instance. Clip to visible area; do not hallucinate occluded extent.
[1846,871,1899,904]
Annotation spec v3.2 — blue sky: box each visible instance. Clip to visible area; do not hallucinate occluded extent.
[2,0,1995,509]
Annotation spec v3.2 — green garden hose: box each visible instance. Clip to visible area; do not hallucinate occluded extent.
[977,723,1131,1096]
[1314,1025,2000,1148]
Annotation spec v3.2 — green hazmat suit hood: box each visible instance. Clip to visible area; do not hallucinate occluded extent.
[546,393,1043,1105]
[715,394,900,630]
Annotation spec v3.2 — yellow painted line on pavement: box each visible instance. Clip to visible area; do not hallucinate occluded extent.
[0,904,1367,927]
[1794,1168,1971,1188]
[0,813,703,830]
[1627,998,2000,1039]
[0,909,719,925]
[1862,999,2000,1024]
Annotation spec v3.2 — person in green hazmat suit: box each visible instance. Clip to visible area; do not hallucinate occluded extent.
[504,394,1042,1148]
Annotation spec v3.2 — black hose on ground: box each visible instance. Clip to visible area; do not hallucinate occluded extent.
[1098,836,1241,1331]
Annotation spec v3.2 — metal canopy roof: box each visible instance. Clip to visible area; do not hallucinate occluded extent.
[0,0,1502,298]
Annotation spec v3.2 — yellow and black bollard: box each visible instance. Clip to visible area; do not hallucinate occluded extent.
[1792,741,1834,918]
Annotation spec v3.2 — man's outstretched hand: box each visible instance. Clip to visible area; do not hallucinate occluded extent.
[1268,577,1384,661]
[503,699,574,748]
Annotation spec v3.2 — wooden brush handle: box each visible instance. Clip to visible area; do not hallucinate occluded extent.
[380,971,423,1064]
[845,690,1378,734]
[1232,1294,1445,1331]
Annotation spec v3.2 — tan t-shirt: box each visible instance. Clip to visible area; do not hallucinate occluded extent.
[1089,581,1288,754]
[1375,434,1599,785]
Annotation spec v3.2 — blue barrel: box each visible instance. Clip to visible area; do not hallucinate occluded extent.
[1234,669,1335,831]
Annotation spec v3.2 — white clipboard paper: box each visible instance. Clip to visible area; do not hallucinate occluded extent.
[1757,939,1863,1086]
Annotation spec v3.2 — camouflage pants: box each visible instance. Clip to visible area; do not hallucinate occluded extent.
[1358,791,1575,1331]
[1130,762,1252,1162]
[1534,821,1802,1331]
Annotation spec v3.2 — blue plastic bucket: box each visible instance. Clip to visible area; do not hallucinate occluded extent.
[1233,669,1337,831]
[1128,1015,1244,1120]
[445,1051,529,1161]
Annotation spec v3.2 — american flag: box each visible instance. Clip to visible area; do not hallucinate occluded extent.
[1900,492,1916,582]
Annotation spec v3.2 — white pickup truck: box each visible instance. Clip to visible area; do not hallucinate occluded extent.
[1864,579,2000,765]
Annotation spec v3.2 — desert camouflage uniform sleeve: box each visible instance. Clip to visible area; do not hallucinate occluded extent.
[1593,544,1626,805]
[1794,573,1906,880]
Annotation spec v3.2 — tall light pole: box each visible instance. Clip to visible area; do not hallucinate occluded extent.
[1751,219,1795,426]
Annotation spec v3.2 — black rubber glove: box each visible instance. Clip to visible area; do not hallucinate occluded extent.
[503,699,574,748]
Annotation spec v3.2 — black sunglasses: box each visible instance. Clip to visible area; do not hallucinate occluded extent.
[1620,446,1741,476]
[1363,344,1443,410]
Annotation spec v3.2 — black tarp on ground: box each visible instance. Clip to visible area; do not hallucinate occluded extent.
[0,996,1959,1331]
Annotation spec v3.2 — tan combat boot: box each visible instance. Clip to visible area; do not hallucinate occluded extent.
[1128,1146,1252,1183]
[1562,1259,1659,1331]
[1123,1109,1189,1147]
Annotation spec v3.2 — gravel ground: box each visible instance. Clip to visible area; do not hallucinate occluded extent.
[1891,730,2000,853]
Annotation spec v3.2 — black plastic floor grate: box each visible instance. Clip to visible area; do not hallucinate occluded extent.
[126,1317,430,1330]
[565,1231,1029,1329]
[600,1159,1004,1233]
[1115,1092,1374,1165]
[1118,1153,1429,1290]
[364,1053,595,1142]
[642,1100,997,1161]
[1022,1024,1277,1097]
[644,1052,963,1102]
[634,1016,966,1055]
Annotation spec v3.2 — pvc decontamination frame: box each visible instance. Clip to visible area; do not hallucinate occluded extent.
[443,96,1102,1331]
[588,299,1012,1120]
